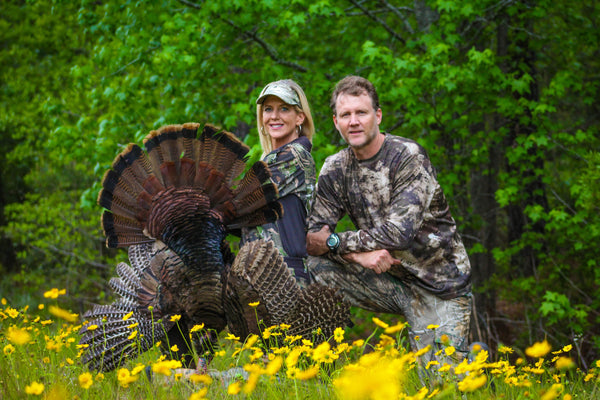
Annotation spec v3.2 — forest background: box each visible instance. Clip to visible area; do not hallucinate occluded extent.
[1,0,598,369]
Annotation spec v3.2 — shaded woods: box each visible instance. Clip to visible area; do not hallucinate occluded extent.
[1,0,599,367]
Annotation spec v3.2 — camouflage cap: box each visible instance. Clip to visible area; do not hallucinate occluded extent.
[256,82,301,107]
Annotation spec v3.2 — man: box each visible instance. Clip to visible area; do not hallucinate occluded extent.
[306,75,472,362]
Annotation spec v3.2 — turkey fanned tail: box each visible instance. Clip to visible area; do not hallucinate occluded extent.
[223,239,351,342]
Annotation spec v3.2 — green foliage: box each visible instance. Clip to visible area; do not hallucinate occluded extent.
[1,0,600,367]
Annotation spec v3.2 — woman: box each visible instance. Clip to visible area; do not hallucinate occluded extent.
[242,79,316,287]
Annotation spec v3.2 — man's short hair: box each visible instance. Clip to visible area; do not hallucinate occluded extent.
[330,75,380,115]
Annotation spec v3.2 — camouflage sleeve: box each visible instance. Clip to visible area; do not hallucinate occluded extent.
[338,151,435,254]
[264,142,314,203]
[307,157,345,233]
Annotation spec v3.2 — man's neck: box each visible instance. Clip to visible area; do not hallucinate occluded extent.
[352,132,385,160]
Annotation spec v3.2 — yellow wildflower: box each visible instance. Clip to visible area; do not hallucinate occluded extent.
[243,372,260,394]
[286,348,302,369]
[378,334,396,348]
[117,368,138,387]
[152,359,182,376]
[427,324,439,330]
[262,326,274,339]
[313,341,338,363]
[372,317,389,329]
[6,307,19,318]
[228,381,241,395]
[43,288,66,299]
[411,387,429,400]
[540,383,564,400]
[445,346,456,356]
[122,311,134,321]
[426,360,440,369]
[439,363,452,372]
[336,343,350,354]
[190,323,205,333]
[295,365,320,380]
[334,327,345,343]
[78,372,93,389]
[334,353,409,400]
[3,344,15,355]
[7,326,31,345]
[384,321,407,335]
[265,356,283,375]
[170,314,181,322]
[214,349,226,357]
[128,330,138,340]
[225,333,240,341]
[170,344,179,352]
[526,340,552,358]
[189,374,212,385]
[189,388,208,400]
[131,364,146,375]
[25,381,44,395]
[86,324,98,331]
[498,345,514,354]
[439,334,450,345]
[414,345,432,357]
[243,334,259,349]
[458,373,487,392]
[127,322,139,329]
[555,357,575,370]
[248,301,260,307]
[48,305,78,323]
[249,349,264,362]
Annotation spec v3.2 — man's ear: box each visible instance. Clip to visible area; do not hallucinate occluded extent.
[376,108,382,125]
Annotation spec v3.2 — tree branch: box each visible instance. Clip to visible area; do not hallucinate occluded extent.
[177,0,307,72]
[348,0,406,44]
[380,0,414,35]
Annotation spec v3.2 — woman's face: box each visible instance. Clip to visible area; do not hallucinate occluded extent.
[262,95,305,149]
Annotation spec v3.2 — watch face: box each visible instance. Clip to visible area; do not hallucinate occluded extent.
[327,233,339,250]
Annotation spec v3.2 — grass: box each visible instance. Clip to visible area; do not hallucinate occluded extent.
[1,291,599,400]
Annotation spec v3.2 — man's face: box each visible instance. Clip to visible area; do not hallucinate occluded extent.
[333,92,382,151]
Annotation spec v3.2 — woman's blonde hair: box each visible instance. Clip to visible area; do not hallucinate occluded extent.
[256,79,315,155]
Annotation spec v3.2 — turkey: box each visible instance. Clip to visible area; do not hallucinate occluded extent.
[79,122,350,373]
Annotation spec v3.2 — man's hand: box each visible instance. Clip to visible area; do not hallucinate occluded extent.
[306,225,331,256]
[343,249,401,274]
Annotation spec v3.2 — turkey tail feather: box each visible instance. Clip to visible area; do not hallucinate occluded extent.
[99,123,281,248]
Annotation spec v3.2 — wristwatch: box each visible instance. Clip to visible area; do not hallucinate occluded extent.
[326,233,340,254]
